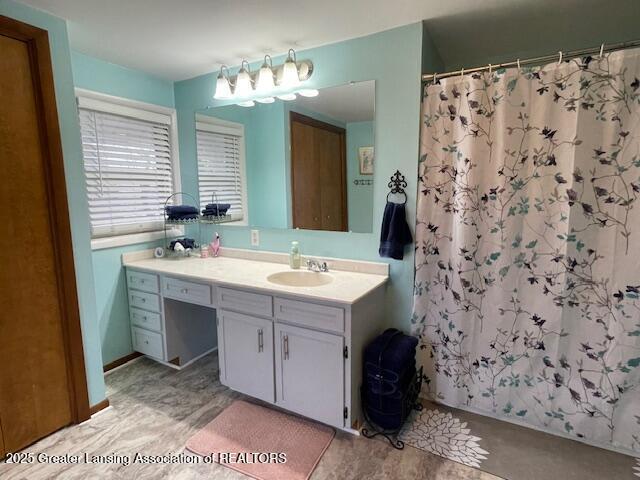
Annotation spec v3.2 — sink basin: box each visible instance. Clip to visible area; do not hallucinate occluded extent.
[267,270,334,287]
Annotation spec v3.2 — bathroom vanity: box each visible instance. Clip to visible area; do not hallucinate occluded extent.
[122,248,388,431]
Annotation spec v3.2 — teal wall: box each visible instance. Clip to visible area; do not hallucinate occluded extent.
[0,0,106,405]
[175,23,425,330]
[346,121,374,233]
[70,52,175,366]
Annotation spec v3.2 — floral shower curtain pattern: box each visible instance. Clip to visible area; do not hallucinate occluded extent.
[413,48,640,452]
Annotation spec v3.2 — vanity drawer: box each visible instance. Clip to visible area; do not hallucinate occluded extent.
[127,270,159,293]
[130,307,162,332]
[217,287,273,317]
[162,276,212,305]
[274,298,344,334]
[128,290,161,312]
[132,326,164,360]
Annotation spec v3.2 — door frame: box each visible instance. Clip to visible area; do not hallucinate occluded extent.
[0,15,91,424]
[289,111,348,231]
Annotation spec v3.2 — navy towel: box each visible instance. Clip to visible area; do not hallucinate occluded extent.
[202,203,230,216]
[165,205,198,215]
[379,202,412,260]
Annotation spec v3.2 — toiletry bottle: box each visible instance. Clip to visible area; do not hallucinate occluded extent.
[290,241,301,269]
[210,232,221,257]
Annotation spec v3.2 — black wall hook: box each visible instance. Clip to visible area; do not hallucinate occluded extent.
[387,170,407,204]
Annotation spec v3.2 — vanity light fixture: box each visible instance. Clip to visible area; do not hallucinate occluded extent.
[234,60,254,98]
[280,49,301,88]
[256,55,276,92]
[213,65,233,99]
[297,89,319,97]
[213,49,314,106]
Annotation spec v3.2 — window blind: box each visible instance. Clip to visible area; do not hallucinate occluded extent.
[79,108,174,237]
[196,128,245,220]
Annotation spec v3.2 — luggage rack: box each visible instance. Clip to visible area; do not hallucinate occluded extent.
[361,366,423,449]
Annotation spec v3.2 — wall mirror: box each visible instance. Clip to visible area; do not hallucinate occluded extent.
[193,80,375,233]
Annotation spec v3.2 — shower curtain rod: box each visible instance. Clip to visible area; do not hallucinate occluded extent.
[422,39,640,83]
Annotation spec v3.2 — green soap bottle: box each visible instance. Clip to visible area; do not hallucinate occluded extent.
[290,241,301,269]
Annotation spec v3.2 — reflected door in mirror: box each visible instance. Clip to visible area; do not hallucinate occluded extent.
[290,112,347,231]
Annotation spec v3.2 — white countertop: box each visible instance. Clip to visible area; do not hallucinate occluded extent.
[123,254,388,305]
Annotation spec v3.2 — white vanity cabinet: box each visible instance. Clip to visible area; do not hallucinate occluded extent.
[217,310,274,403]
[124,257,387,432]
[126,269,217,367]
[274,323,344,427]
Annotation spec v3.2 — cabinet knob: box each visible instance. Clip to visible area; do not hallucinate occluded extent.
[181,288,188,294]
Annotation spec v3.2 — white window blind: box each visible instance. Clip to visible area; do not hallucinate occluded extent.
[79,107,175,237]
[196,123,245,221]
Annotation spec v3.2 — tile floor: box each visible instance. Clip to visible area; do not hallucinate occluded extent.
[0,354,497,479]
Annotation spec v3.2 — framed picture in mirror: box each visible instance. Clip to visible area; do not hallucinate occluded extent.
[359,146,374,175]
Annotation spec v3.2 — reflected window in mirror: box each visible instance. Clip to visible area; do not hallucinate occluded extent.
[192,80,375,233]
[195,115,248,223]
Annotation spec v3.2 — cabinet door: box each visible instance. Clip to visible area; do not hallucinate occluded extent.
[275,323,344,427]
[217,310,274,403]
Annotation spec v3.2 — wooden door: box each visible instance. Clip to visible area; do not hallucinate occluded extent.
[290,112,347,231]
[217,310,275,403]
[275,323,344,427]
[0,15,90,453]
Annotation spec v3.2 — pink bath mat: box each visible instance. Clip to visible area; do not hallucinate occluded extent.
[186,400,335,480]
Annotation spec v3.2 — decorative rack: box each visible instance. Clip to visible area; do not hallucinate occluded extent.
[163,192,200,258]
[386,170,407,204]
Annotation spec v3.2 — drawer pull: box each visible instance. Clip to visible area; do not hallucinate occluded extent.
[181,288,188,294]
[132,295,146,303]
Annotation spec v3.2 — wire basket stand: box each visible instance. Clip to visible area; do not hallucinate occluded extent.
[163,192,200,258]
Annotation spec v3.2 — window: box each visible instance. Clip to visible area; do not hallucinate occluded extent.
[77,90,180,245]
[195,115,247,223]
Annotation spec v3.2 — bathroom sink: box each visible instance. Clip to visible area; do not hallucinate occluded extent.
[267,270,334,287]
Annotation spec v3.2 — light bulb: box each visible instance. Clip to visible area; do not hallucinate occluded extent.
[238,100,255,107]
[297,89,319,97]
[214,66,232,99]
[280,49,300,88]
[256,97,275,104]
[277,93,297,101]
[256,55,275,93]
[234,60,253,98]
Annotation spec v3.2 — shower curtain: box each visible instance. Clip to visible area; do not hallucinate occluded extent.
[413,48,640,453]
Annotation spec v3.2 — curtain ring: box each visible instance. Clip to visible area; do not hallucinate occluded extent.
[433,72,438,83]
[599,43,605,58]
[558,51,563,65]
[488,63,492,74]
[460,67,464,78]
[516,59,521,72]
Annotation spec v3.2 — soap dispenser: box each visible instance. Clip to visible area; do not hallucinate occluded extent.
[290,241,301,269]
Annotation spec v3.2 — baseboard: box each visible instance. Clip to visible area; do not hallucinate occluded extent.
[89,399,110,416]
[103,352,142,372]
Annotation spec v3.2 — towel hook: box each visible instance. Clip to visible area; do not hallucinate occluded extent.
[387,170,408,204]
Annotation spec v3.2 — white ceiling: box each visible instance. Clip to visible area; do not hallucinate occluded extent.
[15,0,539,80]
[17,0,640,81]
[295,81,375,123]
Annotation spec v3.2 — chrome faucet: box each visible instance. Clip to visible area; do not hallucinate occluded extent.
[307,259,329,272]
